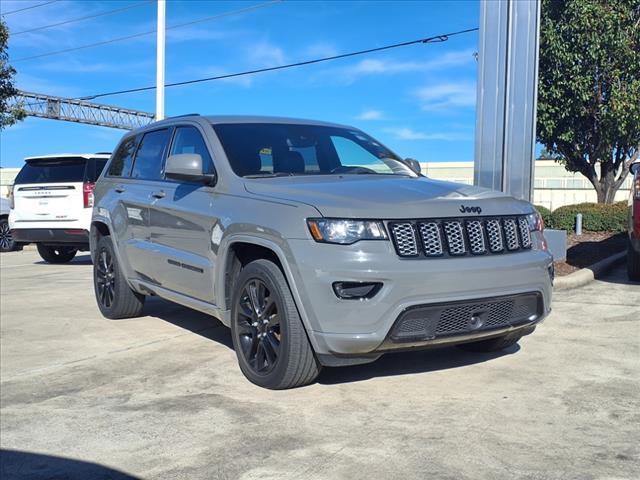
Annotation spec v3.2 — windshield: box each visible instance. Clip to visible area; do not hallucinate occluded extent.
[212,123,416,178]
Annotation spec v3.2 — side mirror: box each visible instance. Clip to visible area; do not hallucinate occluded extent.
[165,153,216,186]
[404,158,422,175]
[630,162,640,175]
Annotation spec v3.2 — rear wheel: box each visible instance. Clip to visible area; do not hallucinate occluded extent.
[0,218,16,252]
[628,239,640,281]
[231,259,321,389]
[456,333,523,353]
[93,235,145,319]
[37,244,77,263]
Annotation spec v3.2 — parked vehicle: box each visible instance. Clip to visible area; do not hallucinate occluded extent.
[91,115,554,389]
[9,154,110,263]
[1,197,20,252]
[628,162,640,281]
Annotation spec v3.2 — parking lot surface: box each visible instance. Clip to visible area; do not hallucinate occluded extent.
[1,249,639,480]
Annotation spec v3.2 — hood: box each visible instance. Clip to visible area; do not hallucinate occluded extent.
[244,175,533,219]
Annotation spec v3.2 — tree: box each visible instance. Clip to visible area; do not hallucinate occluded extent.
[0,18,25,130]
[537,0,640,203]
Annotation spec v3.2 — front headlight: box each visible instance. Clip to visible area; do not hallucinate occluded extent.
[526,211,544,232]
[307,218,388,245]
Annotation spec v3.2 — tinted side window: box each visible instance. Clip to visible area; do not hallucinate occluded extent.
[131,129,171,180]
[87,158,108,182]
[108,136,138,177]
[169,126,215,174]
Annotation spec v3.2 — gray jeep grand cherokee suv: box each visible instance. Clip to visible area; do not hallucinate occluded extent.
[91,115,553,389]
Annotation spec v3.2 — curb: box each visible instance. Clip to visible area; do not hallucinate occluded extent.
[554,251,626,290]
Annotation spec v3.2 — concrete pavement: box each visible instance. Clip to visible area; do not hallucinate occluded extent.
[1,249,639,479]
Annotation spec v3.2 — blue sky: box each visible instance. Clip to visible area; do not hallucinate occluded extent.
[0,0,479,168]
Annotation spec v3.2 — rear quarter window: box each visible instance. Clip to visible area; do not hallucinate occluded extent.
[108,136,139,177]
[87,158,108,182]
[14,158,87,184]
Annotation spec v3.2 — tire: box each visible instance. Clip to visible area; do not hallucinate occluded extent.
[456,333,523,353]
[93,235,145,319]
[0,217,16,252]
[628,238,640,281]
[230,259,321,389]
[36,244,77,263]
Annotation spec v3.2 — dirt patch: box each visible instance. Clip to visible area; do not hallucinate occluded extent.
[554,232,627,276]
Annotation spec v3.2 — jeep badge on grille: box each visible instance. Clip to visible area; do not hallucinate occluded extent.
[460,205,482,214]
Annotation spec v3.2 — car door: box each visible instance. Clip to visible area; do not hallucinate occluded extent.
[106,130,171,281]
[147,124,218,303]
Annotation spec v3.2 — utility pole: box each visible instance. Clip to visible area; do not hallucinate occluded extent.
[156,0,166,120]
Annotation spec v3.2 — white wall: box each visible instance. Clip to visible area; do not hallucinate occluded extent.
[422,160,632,210]
[0,168,20,198]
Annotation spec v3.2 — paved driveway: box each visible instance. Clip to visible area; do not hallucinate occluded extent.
[1,249,639,479]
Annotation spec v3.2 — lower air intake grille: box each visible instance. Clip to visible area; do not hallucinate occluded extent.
[389,215,532,259]
[389,293,542,342]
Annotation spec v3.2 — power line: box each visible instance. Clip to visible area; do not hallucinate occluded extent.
[1,0,58,16]
[80,27,479,101]
[11,1,152,36]
[12,0,282,62]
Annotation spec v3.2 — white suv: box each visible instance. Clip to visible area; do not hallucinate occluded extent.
[9,153,110,263]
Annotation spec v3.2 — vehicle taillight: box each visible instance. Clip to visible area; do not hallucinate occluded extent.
[634,173,640,200]
[83,182,95,208]
[9,185,15,209]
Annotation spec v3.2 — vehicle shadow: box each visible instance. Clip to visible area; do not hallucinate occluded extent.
[34,253,93,266]
[0,449,139,480]
[142,296,234,349]
[318,344,519,385]
[592,262,640,287]
[141,297,519,384]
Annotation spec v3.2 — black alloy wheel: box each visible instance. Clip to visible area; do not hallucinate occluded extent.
[95,247,116,309]
[93,235,145,319]
[236,278,282,374]
[0,219,15,252]
[230,259,321,389]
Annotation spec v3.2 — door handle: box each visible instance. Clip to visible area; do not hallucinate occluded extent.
[151,190,166,199]
[115,185,126,193]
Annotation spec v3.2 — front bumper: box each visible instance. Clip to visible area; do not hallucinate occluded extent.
[11,228,90,248]
[285,239,553,359]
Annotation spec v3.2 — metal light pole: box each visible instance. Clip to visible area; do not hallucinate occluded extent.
[156,0,166,121]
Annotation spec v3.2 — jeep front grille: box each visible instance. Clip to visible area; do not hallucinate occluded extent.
[389,216,532,258]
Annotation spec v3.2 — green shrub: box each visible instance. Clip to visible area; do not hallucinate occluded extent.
[550,202,628,232]
[534,205,553,228]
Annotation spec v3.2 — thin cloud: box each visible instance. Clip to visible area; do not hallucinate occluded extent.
[249,40,286,67]
[317,49,476,84]
[303,42,339,58]
[384,127,472,141]
[415,81,476,110]
[356,109,384,120]
[34,59,154,75]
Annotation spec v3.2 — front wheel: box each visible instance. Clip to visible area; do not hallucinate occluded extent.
[93,235,145,319]
[456,333,523,353]
[231,259,321,389]
[37,244,77,263]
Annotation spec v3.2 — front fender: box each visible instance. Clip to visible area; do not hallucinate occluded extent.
[216,233,321,352]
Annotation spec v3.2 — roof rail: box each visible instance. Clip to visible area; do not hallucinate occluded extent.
[94,152,112,155]
[168,113,200,119]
